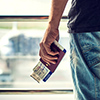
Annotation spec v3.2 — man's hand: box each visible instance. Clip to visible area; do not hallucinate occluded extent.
[39,25,59,64]
[39,0,68,64]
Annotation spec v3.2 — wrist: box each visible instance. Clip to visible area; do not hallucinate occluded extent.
[45,23,59,40]
[48,21,59,30]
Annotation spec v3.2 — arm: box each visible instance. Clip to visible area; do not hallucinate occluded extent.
[39,0,68,64]
[49,0,68,29]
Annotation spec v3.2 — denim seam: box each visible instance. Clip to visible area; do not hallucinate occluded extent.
[76,34,90,68]
[82,46,100,53]
[90,60,100,69]
[93,74,97,100]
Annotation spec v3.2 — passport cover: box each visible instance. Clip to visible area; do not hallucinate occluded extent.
[30,40,66,83]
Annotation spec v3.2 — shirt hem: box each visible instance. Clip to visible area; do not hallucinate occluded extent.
[68,26,100,33]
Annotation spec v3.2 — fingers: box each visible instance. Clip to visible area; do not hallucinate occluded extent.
[40,51,57,64]
[42,57,57,64]
[44,43,59,56]
[39,49,58,61]
[39,42,59,64]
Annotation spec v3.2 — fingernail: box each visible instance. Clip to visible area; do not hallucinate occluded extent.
[55,57,58,59]
[53,62,56,64]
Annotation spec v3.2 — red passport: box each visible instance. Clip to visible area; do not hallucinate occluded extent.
[30,40,66,83]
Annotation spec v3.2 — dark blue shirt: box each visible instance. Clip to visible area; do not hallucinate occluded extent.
[67,0,100,33]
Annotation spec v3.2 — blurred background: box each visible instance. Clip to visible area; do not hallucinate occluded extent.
[0,0,73,99]
[0,21,72,88]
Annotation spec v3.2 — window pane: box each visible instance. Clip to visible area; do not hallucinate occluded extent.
[0,21,72,89]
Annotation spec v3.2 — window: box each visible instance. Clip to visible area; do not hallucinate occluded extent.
[0,0,73,96]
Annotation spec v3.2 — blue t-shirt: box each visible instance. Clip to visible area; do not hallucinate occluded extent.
[67,0,100,33]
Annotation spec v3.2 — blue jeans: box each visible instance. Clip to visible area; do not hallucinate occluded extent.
[70,32,100,100]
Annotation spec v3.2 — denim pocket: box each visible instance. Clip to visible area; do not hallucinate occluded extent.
[77,33,100,79]
[83,46,100,67]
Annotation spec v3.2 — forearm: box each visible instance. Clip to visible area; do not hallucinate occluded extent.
[39,0,68,64]
[48,0,68,29]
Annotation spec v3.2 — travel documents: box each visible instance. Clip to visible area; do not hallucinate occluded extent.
[30,40,66,83]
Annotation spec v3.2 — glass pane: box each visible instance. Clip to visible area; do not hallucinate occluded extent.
[0,0,71,15]
[0,21,72,89]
